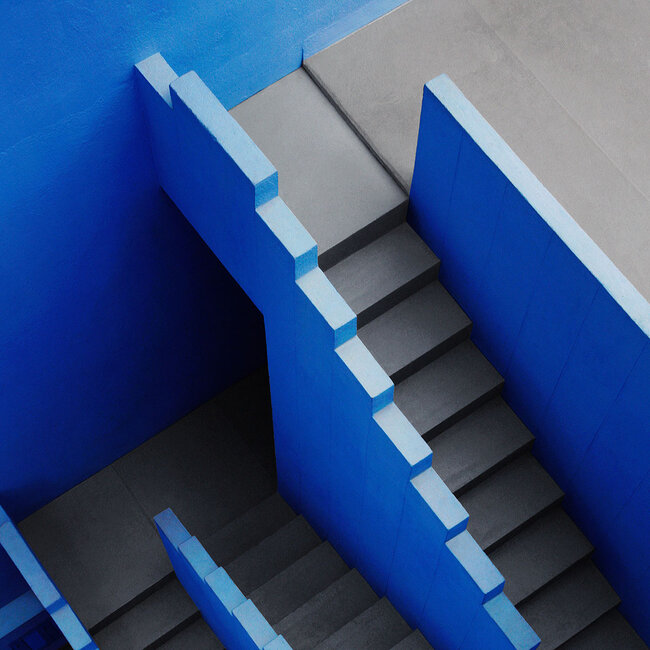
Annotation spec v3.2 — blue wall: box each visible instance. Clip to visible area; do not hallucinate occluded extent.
[0,0,392,609]
[408,75,650,642]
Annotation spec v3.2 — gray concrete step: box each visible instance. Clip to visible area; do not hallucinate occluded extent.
[394,340,503,440]
[359,282,471,383]
[489,507,593,605]
[519,560,620,649]
[93,577,198,650]
[158,618,224,649]
[459,454,564,551]
[315,597,412,649]
[203,492,296,567]
[392,630,433,649]
[249,542,349,625]
[225,516,321,595]
[561,609,647,649]
[429,397,534,495]
[230,68,407,270]
[326,223,439,327]
[275,570,378,650]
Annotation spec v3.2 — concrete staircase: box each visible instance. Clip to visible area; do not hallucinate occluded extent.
[231,67,646,649]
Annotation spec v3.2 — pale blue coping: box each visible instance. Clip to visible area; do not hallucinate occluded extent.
[426,74,650,337]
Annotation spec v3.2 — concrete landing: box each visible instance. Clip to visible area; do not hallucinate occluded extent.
[18,372,276,630]
[230,68,406,268]
[305,0,650,299]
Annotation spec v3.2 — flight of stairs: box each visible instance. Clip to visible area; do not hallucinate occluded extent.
[229,64,646,647]
[97,492,431,649]
[322,189,643,649]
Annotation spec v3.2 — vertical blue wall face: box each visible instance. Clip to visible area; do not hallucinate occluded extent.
[0,0,385,609]
[408,76,650,642]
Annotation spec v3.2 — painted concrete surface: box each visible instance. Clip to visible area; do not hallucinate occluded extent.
[305,0,650,300]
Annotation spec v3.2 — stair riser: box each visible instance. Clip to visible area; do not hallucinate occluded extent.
[319,201,407,271]
[145,611,201,650]
[390,322,473,384]
[357,266,439,328]
[420,382,504,442]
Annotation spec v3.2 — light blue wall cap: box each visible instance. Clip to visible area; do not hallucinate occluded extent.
[446,530,505,602]
[178,536,218,579]
[205,567,246,613]
[373,403,432,475]
[154,508,191,549]
[134,53,178,107]
[264,634,293,650]
[50,604,97,650]
[336,336,394,412]
[170,72,278,195]
[257,197,318,279]
[297,268,356,346]
[425,74,650,337]
[412,468,468,537]
[483,593,541,650]
[233,599,278,649]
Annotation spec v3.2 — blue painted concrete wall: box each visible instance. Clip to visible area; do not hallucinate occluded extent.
[135,54,539,649]
[155,508,291,650]
[0,0,394,610]
[408,75,650,642]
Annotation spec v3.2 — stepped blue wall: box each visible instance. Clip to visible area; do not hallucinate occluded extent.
[0,0,401,611]
[408,75,650,643]
[134,54,539,649]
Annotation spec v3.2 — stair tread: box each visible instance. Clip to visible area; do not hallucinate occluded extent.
[394,340,503,439]
[489,506,593,605]
[459,454,564,551]
[225,516,321,595]
[519,560,620,649]
[430,397,534,494]
[93,577,197,650]
[275,570,378,649]
[250,542,349,624]
[392,630,433,649]
[315,597,411,649]
[326,223,439,326]
[158,617,224,650]
[359,282,471,382]
[203,492,295,566]
[561,609,647,649]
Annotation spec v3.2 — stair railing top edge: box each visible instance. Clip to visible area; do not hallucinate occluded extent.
[424,74,649,338]
[135,53,538,649]
[0,505,97,650]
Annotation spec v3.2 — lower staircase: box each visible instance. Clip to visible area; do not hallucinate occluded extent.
[231,66,646,648]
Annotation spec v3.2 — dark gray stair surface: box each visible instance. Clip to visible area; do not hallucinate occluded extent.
[394,340,503,440]
[561,609,647,649]
[392,630,433,649]
[460,454,564,551]
[158,618,224,649]
[250,542,349,624]
[315,597,412,649]
[519,561,620,649]
[93,577,198,649]
[230,67,406,269]
[489,507,593,605]
[326,223,439,327]
[224,516,321,595]
[203,491,296,566]
[429,397,534,494]
[359,281,471,382]
[275,570,378,649]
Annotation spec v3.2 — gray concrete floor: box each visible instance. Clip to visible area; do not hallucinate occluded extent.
[305,0,650,300]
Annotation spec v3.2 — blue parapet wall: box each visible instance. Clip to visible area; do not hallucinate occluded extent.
[155,508,291,650]
[136,54,539,649]
[408,74,650,643]
[0,506,96,649]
